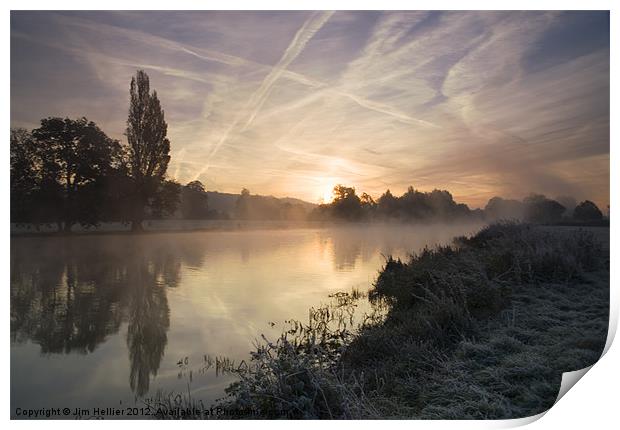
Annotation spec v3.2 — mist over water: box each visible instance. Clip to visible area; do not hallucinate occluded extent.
[10,223,483,417]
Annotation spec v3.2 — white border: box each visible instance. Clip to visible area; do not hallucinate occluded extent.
[3,1,617,429]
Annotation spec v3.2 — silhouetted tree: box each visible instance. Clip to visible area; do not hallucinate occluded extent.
[331,185,363,221]
[125,70,174,231]
[360,193,375,207]
[10,128,40,224]
[573,200,603,222]
[31,117,124,231]
[523,194,565,223]
[360,192,376,219]
[96,146,134,222]
[400,186,431,219]
[234,188,252,219]
[428,189,463,219]
[312,185,475,222]
[377,189,398,218]
[150,180,181,219]
[181,180,209,219]
[484,196,525,221]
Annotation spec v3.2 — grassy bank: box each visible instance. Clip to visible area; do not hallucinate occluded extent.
[152,222,609,419]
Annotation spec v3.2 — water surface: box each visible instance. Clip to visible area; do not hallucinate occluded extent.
[11,224,482,418]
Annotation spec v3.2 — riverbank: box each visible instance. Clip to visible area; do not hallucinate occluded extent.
[207,223,608,419]
[10,219,487,238]
[10,219,328,237]
[11,218,609,238]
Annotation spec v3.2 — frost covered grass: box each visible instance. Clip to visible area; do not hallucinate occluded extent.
[163,222,609,419]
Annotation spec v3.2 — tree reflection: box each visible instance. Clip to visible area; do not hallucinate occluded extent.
[13,230,376,397]
[10,235,187,396]
[124,249,172,396]
[11,239,124,353]
[316,230,363,271]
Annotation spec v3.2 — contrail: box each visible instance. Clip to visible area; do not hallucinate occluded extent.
[45,14,439,134]
[241,11,335,131]
[48,13,440,182]
[172,147,187,180]
[53,13,252,69]
[338,91,441,128]
[54,12,328,90]
[189,120,238,181]
[191,11,334,181]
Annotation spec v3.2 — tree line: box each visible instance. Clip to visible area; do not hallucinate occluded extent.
[10,70,225,231]
[311,184,606,224]
[10,69,606,231]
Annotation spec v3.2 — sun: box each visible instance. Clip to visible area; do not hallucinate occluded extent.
[322,187,334,204]
[318,180,336,204]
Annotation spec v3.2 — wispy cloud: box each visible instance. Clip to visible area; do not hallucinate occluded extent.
[241,11,334,130]
[11,11,609,208]
[190,11,334,180]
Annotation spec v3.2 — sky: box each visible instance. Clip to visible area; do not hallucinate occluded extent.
[10,11,610,208]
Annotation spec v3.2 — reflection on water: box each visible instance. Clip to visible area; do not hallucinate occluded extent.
[11,238,177,396]
[10,223,482,417]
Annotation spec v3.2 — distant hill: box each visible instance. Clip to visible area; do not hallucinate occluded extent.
[206,191,316,216]
[277,197,317,211]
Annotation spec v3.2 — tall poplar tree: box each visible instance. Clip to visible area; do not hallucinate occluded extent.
[126,70,172,231]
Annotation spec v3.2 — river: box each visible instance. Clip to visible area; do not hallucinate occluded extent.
[10,223,482,418]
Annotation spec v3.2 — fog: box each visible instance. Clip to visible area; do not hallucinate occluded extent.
[11,222,483,414]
